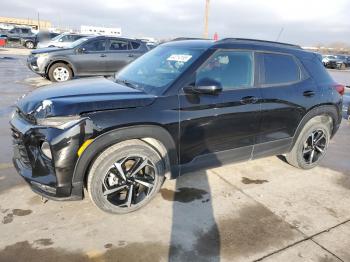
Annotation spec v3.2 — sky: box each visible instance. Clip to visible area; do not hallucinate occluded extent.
[1,0,350,46]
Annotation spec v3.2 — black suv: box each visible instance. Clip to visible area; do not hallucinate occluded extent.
[4,26,35,41]
[27,35,148,82]
[20,31,60,49]
[11,38,343,214]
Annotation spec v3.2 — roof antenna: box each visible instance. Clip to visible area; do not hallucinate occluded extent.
[276,27,284,41]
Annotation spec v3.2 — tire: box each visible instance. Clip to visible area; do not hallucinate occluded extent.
[25,41,35,49]
[48,63,72,82]
[87,139,165,214]
[286,116,331,169]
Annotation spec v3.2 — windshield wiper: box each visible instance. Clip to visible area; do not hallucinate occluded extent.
[115,78,139,90]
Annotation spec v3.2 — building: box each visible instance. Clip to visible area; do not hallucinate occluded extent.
[80,25,121,36]
[0,16,51,30]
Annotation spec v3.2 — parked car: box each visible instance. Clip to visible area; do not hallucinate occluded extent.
[322,55,345,69]
[36,33,87,49]
[334,55,350,68]
[11,38,344,214]
[27,35,148,82]
[3,26,35,41]
[20,32,60,49]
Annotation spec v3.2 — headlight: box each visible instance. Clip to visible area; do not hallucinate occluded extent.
[36,115,81,129]
[34,53,49,58]
[41,141,52,159]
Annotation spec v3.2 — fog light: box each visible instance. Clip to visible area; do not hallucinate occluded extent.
[41,141,52,159]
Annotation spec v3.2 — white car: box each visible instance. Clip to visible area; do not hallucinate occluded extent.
[37,33,87,48]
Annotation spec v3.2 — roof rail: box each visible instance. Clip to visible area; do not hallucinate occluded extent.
[217,38,302,49]
[171,37,209,42]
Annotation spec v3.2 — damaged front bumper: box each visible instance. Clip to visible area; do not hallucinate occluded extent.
[10,109,94,200]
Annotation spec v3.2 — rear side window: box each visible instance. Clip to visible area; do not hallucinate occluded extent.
[131,41,141,49]
[261,53,300,85]
[108,39,128,51]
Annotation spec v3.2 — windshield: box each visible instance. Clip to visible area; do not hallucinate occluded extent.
[51,34,63,41]
[67,37,91,48]
[116,45,205,95]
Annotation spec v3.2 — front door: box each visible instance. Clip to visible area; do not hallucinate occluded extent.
[72,38,107,75]
[179,50,261,171]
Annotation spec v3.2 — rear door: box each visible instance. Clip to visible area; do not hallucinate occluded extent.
[253,51,317,158]
[71,38,107,75]
[104,38,133,73]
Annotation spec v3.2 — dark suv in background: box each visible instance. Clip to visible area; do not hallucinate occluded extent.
[27,35,149,82]
[11,38,343,214]
[20,31,60,49]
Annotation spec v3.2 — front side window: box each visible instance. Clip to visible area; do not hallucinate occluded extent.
[82,39,106,52]
[108,39,128,51]
[116,45,205,95]
[196,51,254,89]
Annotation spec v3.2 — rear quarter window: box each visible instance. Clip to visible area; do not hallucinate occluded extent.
[302,55,334,84]
[260,53,300,85]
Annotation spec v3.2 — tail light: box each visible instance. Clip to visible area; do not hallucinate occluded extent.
[334,84,345,96]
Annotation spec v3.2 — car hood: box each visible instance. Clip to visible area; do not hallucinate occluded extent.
[16,77,156,118]
[31,47,70,54]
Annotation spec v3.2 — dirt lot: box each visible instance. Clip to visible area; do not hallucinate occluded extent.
[0,48,350,262]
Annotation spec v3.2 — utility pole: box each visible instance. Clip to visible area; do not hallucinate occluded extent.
[37,12,40,30]
[204,0,210,39]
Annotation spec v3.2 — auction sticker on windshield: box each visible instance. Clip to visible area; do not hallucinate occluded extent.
[167,54,192,62]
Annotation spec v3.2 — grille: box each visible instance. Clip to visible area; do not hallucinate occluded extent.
[11,127,31,167]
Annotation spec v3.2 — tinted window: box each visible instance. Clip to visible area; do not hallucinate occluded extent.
[21,28,30,34]
[303,56,334,85]
[262,53,300,85]
[196,51,253,89]
[83,39,106,52]
[131,42,141,49]
[108,39,128,51]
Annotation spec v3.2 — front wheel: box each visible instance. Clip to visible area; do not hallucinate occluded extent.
[48,63,72,82]
[87,140,165,214]
[286,117,331,169]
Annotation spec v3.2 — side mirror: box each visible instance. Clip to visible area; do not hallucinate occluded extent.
[76,47,86,54]
[184,78,223,95]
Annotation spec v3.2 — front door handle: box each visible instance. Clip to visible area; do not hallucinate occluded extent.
[240,96,258,105]
[303,90,315,97]
[100,54,106,57]
[128,54,135,57]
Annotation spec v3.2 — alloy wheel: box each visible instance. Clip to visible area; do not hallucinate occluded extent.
[53,67,70,81]
[102,156,156,208]
[302,129,327,165]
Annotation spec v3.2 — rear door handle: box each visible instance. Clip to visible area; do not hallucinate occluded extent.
[303,90,315,97]
[240,96,258,105]
[100,54,106,57]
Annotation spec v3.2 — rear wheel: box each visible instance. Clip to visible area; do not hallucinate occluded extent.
[286,116,331,169]
[87,140,165,214]
[48,63,72,82]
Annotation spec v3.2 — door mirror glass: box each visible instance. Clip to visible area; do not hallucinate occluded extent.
[76,47,86,54]
[184,78,222,95]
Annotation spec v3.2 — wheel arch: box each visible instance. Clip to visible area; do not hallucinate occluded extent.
[290,104,340,151]
[46,59,75,77]
[71,125,178,189]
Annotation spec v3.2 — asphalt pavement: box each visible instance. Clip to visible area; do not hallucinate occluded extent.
[0,49,349,262]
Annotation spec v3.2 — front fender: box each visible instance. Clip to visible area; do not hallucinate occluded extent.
[71,125,178,191]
